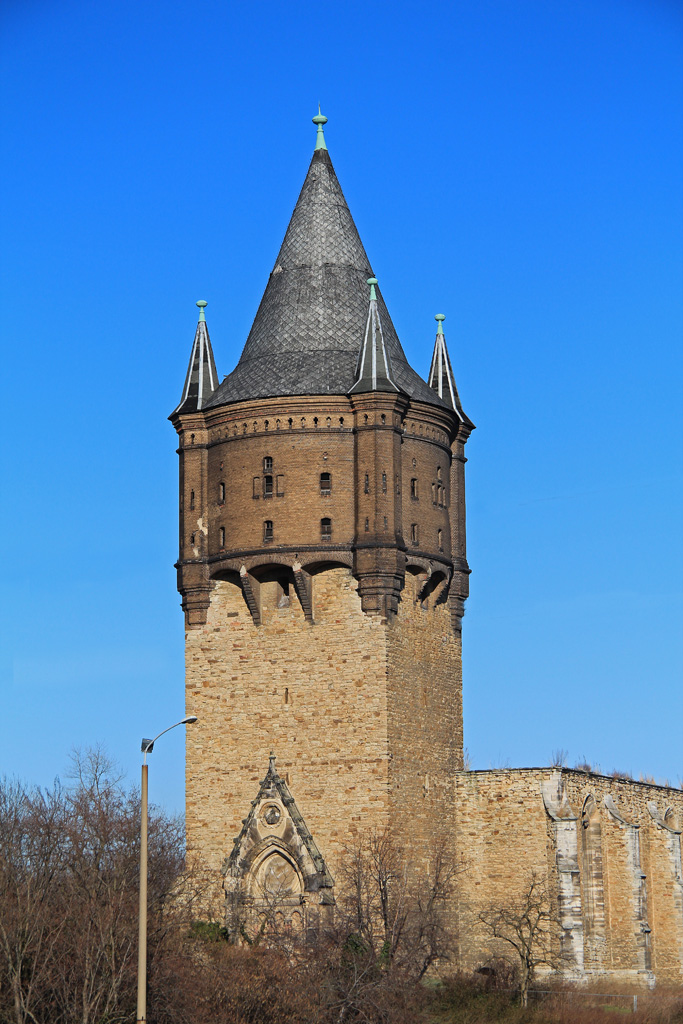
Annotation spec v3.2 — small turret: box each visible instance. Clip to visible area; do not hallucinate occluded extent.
[349,278,400,394]
[427,314,472,427]
[173,301,219,414]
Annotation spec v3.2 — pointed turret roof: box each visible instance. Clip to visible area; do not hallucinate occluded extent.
[173,301,219,414]
[427,315,472,426]
[350,278,400,394]
[206,114,444,409]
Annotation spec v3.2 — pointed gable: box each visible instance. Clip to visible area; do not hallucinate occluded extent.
[223,754,334,897]
[173,302,218,414]
[206,119,445,408]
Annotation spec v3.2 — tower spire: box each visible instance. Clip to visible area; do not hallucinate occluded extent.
[172,301,219,414]
[427,314,469,423]
[312,105,328,151]
[350,278,399,394]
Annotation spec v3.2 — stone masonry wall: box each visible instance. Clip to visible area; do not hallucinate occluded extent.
[454,768,683,985]
[185,564,465,909]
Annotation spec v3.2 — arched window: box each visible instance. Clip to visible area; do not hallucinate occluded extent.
[263,475,273,498]
[219,527,225,548]
[320,517,332,541]
[320,472,331,495]
[218,481,225,504]
[263,456,273,472]
[263,520,274,542]
[436,466,442,481]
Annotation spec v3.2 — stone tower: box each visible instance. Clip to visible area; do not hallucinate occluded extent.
[170,113,473,919]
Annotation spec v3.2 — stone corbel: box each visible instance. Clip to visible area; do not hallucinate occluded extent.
[647,802,682,834]
[240,565,261,626]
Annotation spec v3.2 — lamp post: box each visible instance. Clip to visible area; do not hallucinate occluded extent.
[136,715,197,1024]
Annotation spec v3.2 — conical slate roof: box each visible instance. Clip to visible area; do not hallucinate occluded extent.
[205,146,445,408]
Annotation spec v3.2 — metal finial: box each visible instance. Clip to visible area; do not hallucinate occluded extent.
[312,105,328,151]
[367,277,378,302]
[435,313,445,335]
[269,751,276,768]
[196,299,208,322]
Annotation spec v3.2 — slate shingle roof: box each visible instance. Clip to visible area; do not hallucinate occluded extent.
[205,148,446,409]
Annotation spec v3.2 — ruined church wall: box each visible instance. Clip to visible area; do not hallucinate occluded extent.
[453,769,683,985]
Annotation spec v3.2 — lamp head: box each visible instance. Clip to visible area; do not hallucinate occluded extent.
[182,716,198,725]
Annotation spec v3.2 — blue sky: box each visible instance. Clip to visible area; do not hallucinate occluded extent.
[1,0,681,813]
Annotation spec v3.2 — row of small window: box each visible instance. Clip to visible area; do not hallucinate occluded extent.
[202,521,444,548]
[365,472,446,506]
[259,519,334,544]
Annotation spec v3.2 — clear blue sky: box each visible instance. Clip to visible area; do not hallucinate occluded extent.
[1,0,681,814]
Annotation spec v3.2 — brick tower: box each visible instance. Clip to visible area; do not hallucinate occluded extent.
[170,112,473,922]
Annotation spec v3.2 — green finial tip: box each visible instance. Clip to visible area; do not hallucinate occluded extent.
[313,105,328,150]
[196,299,207,322]
[367,277,378,302]
[435,314,445,334]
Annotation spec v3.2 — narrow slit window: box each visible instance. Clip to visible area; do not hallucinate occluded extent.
[431,482,436,504]
[411,523,419,545]
[382,472,387,493]
[253,476,260,498]
[263,475,273,498]
[437,528,443,550]
[383,516,388,532]
[321,517,332,541]
[395,474,400,495]
[189,490,195,510]
[436,466,442,481]
[219,527,225,548]
[190,532,196,546]
[276,474,285,497]
[218,481,225,504]
[320,472,331,495]
[364,473,370,494]
[411,478,418,500]
[364,517,370,532]
[263,520,274,542]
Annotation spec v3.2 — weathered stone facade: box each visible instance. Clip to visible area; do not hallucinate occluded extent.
[172,116,682,985]
[454,769,683,985]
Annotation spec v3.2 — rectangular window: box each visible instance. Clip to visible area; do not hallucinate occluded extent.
[263,520,274,542]
[321,517,332,540]
[263,475,273,498]
[410,478,418,500]
[276,474,285,497]
[218,481,225,505]
[320,472,331,495]
[264,456,273,472]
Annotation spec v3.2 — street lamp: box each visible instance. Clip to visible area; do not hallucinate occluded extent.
[136,715,197,1024]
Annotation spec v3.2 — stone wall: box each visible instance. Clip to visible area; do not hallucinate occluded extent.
[454,768,683,985]
[185,565,464,891]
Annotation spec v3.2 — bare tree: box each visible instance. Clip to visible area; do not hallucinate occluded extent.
[0,749,191,1024]
[478,871,565,1007]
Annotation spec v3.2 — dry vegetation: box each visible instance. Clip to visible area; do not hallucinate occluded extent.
[1,753,681,1024]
